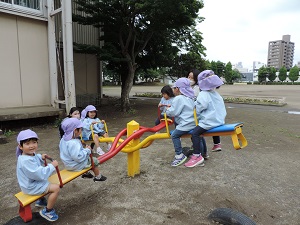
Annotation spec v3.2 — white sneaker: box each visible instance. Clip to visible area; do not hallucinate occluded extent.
[96,147,105,155]
[107,143,112,151]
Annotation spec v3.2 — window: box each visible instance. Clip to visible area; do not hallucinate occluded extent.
[1,0,40,10]
[0,0,45,18]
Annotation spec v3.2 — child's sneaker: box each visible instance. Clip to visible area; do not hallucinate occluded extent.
[97,147,105,155]
[93,174,107,182]
[35,197,47,207]
[184,155,204,167]
[81,171,94,179]
[211,144,222,152]
[107,143,112,151]
[39,207,58,222]
[202,153,209,160]
[171,154,187,167]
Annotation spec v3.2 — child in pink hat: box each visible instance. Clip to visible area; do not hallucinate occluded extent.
[185,70,227,168]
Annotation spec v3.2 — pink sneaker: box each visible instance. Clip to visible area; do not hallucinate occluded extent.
[184,155,204,168]
[211,144,222,152]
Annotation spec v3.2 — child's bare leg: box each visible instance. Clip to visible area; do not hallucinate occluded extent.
[93,134,100,148]
[92,167,100,177]
[47,184,60,209]
[92,166,107,182]
[103,133,110,146]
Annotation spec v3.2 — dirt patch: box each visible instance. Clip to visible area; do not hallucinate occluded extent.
[1,99,300,225]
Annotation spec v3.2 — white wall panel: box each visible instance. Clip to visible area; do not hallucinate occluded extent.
[17,16,50,106]
[0,13,22,107]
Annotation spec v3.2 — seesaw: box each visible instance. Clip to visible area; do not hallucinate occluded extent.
[91,113,247,177]
[13,117,247,222]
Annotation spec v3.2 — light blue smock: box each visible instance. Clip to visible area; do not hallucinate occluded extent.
[195,90,227,130]
[59,138,91,171]
[166,95,196,131]
[81,117,104,139]
[158,97,174,115]
[16,154,55,195]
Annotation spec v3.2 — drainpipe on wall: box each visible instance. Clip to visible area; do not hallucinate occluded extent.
[62,0,76,113]
[47,0,59,108]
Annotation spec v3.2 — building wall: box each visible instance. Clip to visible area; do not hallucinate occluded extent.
[0,2,101,110]
[56,52,99,99]
[0,13,50,108]
[267,35,295,70]
[74,53,99,95]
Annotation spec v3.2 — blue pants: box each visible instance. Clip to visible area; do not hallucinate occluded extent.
[192,126,208,155]
[171,129,190,155]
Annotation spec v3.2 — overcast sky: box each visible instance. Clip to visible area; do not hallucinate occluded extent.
[197,0,300,69]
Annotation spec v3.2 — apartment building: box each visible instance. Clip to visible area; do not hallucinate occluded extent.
[267,35,294,70]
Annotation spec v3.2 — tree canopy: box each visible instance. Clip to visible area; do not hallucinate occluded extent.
[268,67,277,82]
[258,66,268,83]
[278,66,287,82]
[288,65,299,83]
[74,0,205,111]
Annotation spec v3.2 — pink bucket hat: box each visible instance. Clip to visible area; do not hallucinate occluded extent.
[16,129,39,158]
[80,105,97,119]
[172,78,195,99]
[198,70,224,91]
[61,118,83,141]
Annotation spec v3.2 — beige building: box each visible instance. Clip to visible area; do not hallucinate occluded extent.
[267,35,294,70]
[0,0,102,113]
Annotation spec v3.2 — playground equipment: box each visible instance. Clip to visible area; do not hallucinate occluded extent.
[14,155,95,222]
[94,113,247,177]
[13,115,247,222]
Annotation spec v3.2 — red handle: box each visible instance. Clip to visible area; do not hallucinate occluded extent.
[43,155,63,188]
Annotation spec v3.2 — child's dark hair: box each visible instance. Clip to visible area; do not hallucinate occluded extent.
[187,69,200,82]
[19,138,38,146]
[68,107,80,117]
[87,111,97,118]
[161,85,175,97]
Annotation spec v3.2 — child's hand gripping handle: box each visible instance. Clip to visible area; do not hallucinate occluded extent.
[44,155,63,188]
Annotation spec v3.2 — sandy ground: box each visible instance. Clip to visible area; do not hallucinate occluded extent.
[1,85,300,225]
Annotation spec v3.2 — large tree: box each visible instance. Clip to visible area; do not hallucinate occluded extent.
[74,0,205,111]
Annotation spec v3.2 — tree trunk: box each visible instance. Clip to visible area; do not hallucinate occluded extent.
[120,63,136,112]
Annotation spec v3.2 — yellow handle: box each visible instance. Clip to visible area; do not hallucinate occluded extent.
[193,108,198,126]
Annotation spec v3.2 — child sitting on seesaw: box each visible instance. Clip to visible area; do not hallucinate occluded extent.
[81,105,111,156]
[190,70,227,167]
[59,118,107,182]
[165,77,200,167]
[155,85,175,126]
[16,129,60,222]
